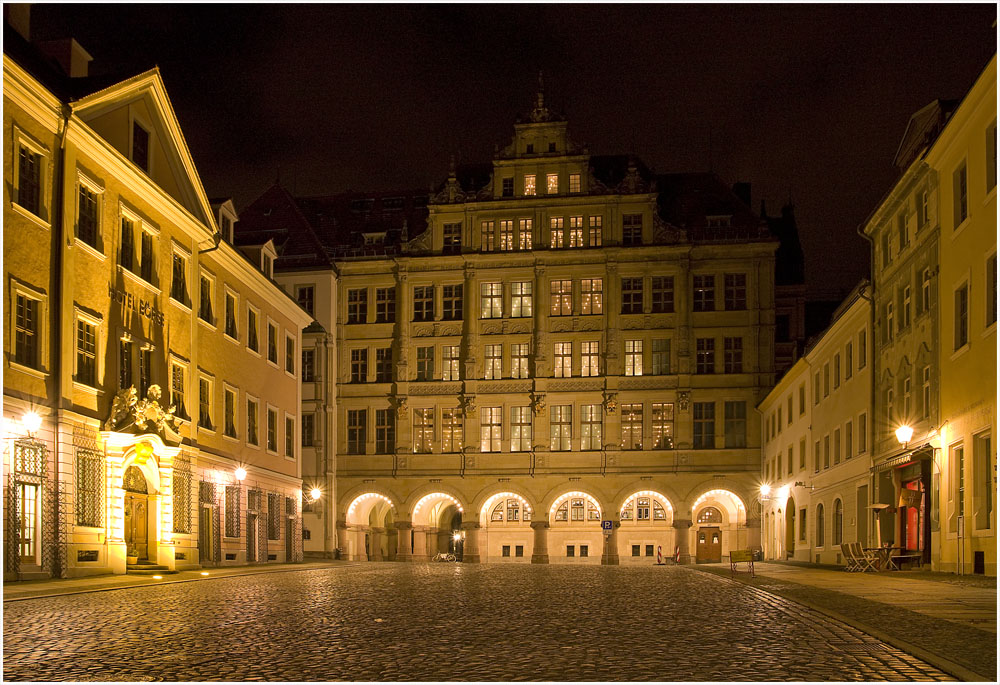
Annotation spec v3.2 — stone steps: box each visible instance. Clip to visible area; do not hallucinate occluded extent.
[126,561,177,575]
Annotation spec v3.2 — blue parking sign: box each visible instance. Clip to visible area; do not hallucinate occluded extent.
[601,520,613,530]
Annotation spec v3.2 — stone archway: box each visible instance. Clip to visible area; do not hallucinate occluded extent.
[617,490,675,564]
[345,492,397,561]
[478,491,535,562]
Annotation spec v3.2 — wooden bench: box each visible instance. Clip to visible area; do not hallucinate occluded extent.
[730,549,755,578]
[891,553,923,570]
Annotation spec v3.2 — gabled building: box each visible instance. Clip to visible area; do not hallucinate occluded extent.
[3,10,312,579]
[240,84,779,564]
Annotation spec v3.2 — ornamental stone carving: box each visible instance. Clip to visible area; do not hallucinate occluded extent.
[392,396,408,420]
[105,385,180,444]
[677,391,690,411]
[602,391,618,414]
[460,394,477,418]
[550,319,572,333]
[530,392,546,416]
[413,325,433,337]
[482,323,502,335]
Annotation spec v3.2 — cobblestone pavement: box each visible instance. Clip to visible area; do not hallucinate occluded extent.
[3,564,955,682]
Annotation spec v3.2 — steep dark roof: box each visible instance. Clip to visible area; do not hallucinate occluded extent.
[295,190,430,258]
[237,183,333,269]
[590,155,654,187]
[893,99,959,170]
[763,203,806,286]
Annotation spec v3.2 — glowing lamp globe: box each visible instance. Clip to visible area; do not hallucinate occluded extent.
[310,488,322,501]
[234,467,247,481]
[759,484,771,497]
[895,425,914,445]
[22,411,42,434]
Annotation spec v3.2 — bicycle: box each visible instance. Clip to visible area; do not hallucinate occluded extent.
[432,552,457,562]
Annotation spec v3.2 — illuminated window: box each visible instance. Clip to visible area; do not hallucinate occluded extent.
[569,216,584,247]
[550,280,572,316]
[481,282,503,318]
[621,403,643,450]
[554,342,572,377]
[511,343,530,379]
[511,281,532,318]
[588,215,602,246]
[569,174,581,193]
[511,407,532,452]
[625,339,643,376]
[581,278,602,314]
[443,345,460,381]
[481,220,495,252]
[485,344,502,379]
[518,218,532,250]
[547,173,559,194]
[550,405,572,451]
[549,217,564,248]
[481,406,501,452]
[581,404,602,450]
[499,220,514,251]
[581,341,599,377]
[524,174,536,196]
[413,409,434,453]
[653,403,674,449]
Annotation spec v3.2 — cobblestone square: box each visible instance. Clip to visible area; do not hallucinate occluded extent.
[2,564,956,681]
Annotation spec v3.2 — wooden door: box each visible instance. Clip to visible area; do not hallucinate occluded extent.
[18,482,38,563]
[696,526,722,563]
[124,493,149,559]
[285,517,294,561]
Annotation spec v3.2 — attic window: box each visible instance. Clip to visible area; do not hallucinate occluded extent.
[262,253,273,278]
[548,142,556,152]
[526,144,534,154]
[132,121,150,172]
[706,216,731,229]
[363,232,386,246]
[220,215,233,242]
[413,196,429,208]
[382,197,404,211]
[350,199,375,213]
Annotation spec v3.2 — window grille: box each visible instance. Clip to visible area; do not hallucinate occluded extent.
[14,439,46,476]
[75,449,103,527]
[225,485,240,538]
[268,493,281,539]
[172,471,191,534]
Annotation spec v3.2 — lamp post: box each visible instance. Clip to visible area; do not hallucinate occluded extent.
[22,411,42,436]
[894,425,913,448]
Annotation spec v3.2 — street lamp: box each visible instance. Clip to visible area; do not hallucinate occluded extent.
[759,483,771,501]
[234,467,247,481]
[309,487,322,501]
[22,411,42,436]
[895,425,914,447]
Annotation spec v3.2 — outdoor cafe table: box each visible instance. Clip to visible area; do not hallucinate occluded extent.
[865,546,903,571]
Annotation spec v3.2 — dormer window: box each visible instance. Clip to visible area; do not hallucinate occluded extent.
[363,232,386,246]
[706,216,731,229]
[548,142,556,152]
[350,198,374,213]
[382,197,404,211]
[132,121,149,172]
[220,214,232,242]
[262,253,273,278]
[526,143,534,154]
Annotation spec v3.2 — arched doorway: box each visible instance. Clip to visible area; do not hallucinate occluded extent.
[345,492,395,561]
[695,506,723,562]
[692,489,748,563]
[618,490,674,563]
[548,491,602,563]
[123,465,149,560]
[785,497,796,560]
[412,492,464,560]
[479,492,533,562]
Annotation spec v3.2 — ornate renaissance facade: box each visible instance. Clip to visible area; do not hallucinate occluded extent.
[242,85,778,564]
[3,15,312,579]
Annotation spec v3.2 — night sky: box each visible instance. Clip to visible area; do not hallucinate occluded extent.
[27,4,997,299]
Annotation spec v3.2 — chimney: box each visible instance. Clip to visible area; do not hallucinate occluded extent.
[37,38,93,78]
[732,182,751,208]
[4,3,31,42]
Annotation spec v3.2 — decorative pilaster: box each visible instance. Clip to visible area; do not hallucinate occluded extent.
[461,521,481,563]
[394,520,413,561]
[673,518,693,565]
[530,520,550,563]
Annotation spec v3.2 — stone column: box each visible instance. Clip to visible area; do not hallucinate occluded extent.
[673,519,693,564]
[395,521,413,561]
[746,515,761,555]
[461,521,481,563]
[355,527,368,561]
[370,527,385,561]
[601,517,621,565]
[530,520,550,564]
[411,526,428,560]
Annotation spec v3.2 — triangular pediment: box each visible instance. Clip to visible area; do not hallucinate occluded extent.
[72,69,214,228]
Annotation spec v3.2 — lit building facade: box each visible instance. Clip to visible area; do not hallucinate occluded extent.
[925,55,996,575]
[242,87,777,564]
[759,284,873,563]
[3,21,312,579]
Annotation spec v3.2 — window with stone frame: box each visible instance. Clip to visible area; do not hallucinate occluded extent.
[481,282,503,319]
[518,219,532,250]
[483,344,501,380]
[376,348,393,383]
[199,275,214,324]
[651,276,674,313]
[225,291,238,339]
[511,343,530,379]
[224,387,237,438]
[569,174,581,193]
[481,220,496,252]
[549,217,565,248]
[347,409,366,454]
[443,223,462,254]
[442,284,463,321]
[501,177,514,198]
[569,216,584,247]
[581,341,599,377]
[622,214,643,245]
[14,293,39,370]
[443,345,460,381]
[170,252,188,304]
[413,408,434,452]
[550,280,572,316]
[724,401,747,448]
[302,349,316,382]
[651,338,670,375]
[442,409,463,453]
[696,337,715,374]
[550,405,572,451]
[285,334,295,375]
[171,362,188,420]
[547,173,559,194]
[621,277,643,314]
[416,346,434,381]
[511,406,532,452]
[376,287,396,323]
[625,339,643,376]
[285,416,294,457]
[954,282,969,349]
[16,144,42,216]
[588,215,602,246]
[724,273,747,310]
[267,408,278,452]
[267,322,278,364]
[350,348,368,383]
[511,281,533,318]
[480,406,501,452]
[723,336,743,374]
[652,403,674,449]
[247,397,259,445]
[554,342,572,378]
[198,377,213,430]
[621,403,643,450]
[296,285,314,317]
[75,318,97,387]
[499,220,514,251]
[693,274,715,312]
[581,404,602,450]
[302,413,315,447]
[693,401,715,449]
[77,183,99,249]
[954,160,968,227]
[580,278,602,315]
[375,409,395,453]
[413,286,434,322]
